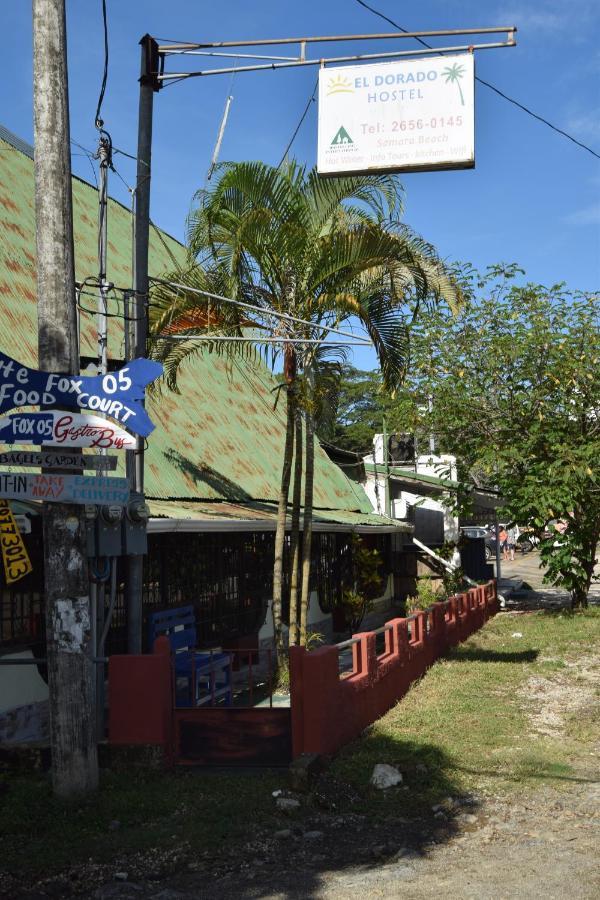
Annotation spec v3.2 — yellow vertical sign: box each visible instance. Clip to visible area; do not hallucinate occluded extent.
[0,499,32,584]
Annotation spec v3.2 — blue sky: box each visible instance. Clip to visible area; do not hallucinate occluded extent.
[2,1,599,369]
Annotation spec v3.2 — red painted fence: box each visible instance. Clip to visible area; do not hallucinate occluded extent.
[108,582,497,765]
[289,581,498,759]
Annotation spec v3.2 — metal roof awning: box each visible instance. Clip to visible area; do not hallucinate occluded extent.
[146,498,413,534]
[364,463,502,508]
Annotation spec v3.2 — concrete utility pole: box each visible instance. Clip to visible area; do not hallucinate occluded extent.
[32,0,98,795]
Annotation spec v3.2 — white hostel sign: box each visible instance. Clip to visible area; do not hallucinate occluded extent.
[317,53,475,175]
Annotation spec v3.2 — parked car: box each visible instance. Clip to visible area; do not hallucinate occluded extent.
[460,525,497,561]
[461,523,536,559]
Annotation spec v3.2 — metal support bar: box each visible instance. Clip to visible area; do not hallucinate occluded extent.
[162,50,302,61]
[157,26,516,52]
[0,657,109,665]
[155,335,371,346]
[412,536,478,588]
[158,39,516,81]
[150,278,367,340]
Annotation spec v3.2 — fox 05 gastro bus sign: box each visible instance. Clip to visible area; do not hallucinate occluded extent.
[317,53,474,175]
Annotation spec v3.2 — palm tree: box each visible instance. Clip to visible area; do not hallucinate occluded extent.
[442,62,466,106]
[150,160,462,657]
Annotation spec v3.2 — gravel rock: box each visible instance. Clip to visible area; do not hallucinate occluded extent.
[276,797,300,812]
[370,764,403,789]
[458,813,478,825]
[303,830,324,840]
[93,886,142,899]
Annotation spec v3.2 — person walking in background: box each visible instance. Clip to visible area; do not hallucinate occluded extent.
[499,526,509,561]
[506,524,519,561]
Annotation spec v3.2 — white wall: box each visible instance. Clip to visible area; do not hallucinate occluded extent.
[0,651,48,714]
[363,439,459,542]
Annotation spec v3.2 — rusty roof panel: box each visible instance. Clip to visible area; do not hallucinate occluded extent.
[0,126,373,515]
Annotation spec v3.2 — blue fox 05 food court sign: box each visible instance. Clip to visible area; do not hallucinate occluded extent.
[317,53,475,175]
[0,353,163,438]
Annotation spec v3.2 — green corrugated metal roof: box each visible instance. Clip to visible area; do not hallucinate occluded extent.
[0,126,182,363]
[146,498,411,531]
[0,127,375,517]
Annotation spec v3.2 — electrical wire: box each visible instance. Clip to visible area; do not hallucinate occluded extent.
[71,139,99,188]
[278,77,318,167]
[354,0,600,160]
[95,0,109,130]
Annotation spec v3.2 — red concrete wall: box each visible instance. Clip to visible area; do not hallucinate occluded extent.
[290,580,497,758]
[108,636,173,760]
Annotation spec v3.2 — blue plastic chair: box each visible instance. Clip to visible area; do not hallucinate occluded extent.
[147,606,232,707]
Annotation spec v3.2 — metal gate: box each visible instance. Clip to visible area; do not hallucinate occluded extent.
[173,707,292,766]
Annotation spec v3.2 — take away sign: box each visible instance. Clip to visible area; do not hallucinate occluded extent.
[0,473,130,505]
[0,353,163,438]
[0,499,32,584]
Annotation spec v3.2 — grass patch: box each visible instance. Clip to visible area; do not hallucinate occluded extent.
[0,768,284,879]
[330,608,600,815]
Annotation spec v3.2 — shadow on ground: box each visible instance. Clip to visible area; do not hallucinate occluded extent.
[449,647,538,664]
[161,739,481,900]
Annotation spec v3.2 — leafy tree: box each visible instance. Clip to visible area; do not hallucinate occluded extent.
[395,265,600,607]
[317,365,398,456]
[150,160,462,654]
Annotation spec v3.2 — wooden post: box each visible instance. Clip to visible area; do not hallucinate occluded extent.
[33,0,98,795]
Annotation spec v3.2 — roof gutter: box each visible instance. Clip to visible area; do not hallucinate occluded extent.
[148,517,412,535]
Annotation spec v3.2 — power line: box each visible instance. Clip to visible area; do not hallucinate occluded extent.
[95,0,109,129]
[70,139,98,188]
[354,0,600,161]
[278,77,318,167]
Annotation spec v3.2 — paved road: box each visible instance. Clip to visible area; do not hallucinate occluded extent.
[492,549,600,598]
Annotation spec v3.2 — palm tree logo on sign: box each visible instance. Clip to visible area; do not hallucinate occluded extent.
[442,62,466,105]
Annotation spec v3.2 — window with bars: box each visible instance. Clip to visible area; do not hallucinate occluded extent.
[0,526,397,654]
[105,532,274,654]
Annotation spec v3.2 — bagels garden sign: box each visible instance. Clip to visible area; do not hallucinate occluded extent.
[0,351,163,584]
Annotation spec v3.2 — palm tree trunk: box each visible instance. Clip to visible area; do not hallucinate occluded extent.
[272,386,295,657]
[299,402,315,647]
[288,404,303,646]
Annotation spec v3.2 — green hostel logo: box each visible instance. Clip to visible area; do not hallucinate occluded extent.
[331,126,353,145]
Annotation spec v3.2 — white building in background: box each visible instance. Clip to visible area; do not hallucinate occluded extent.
[363,434,460,545]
